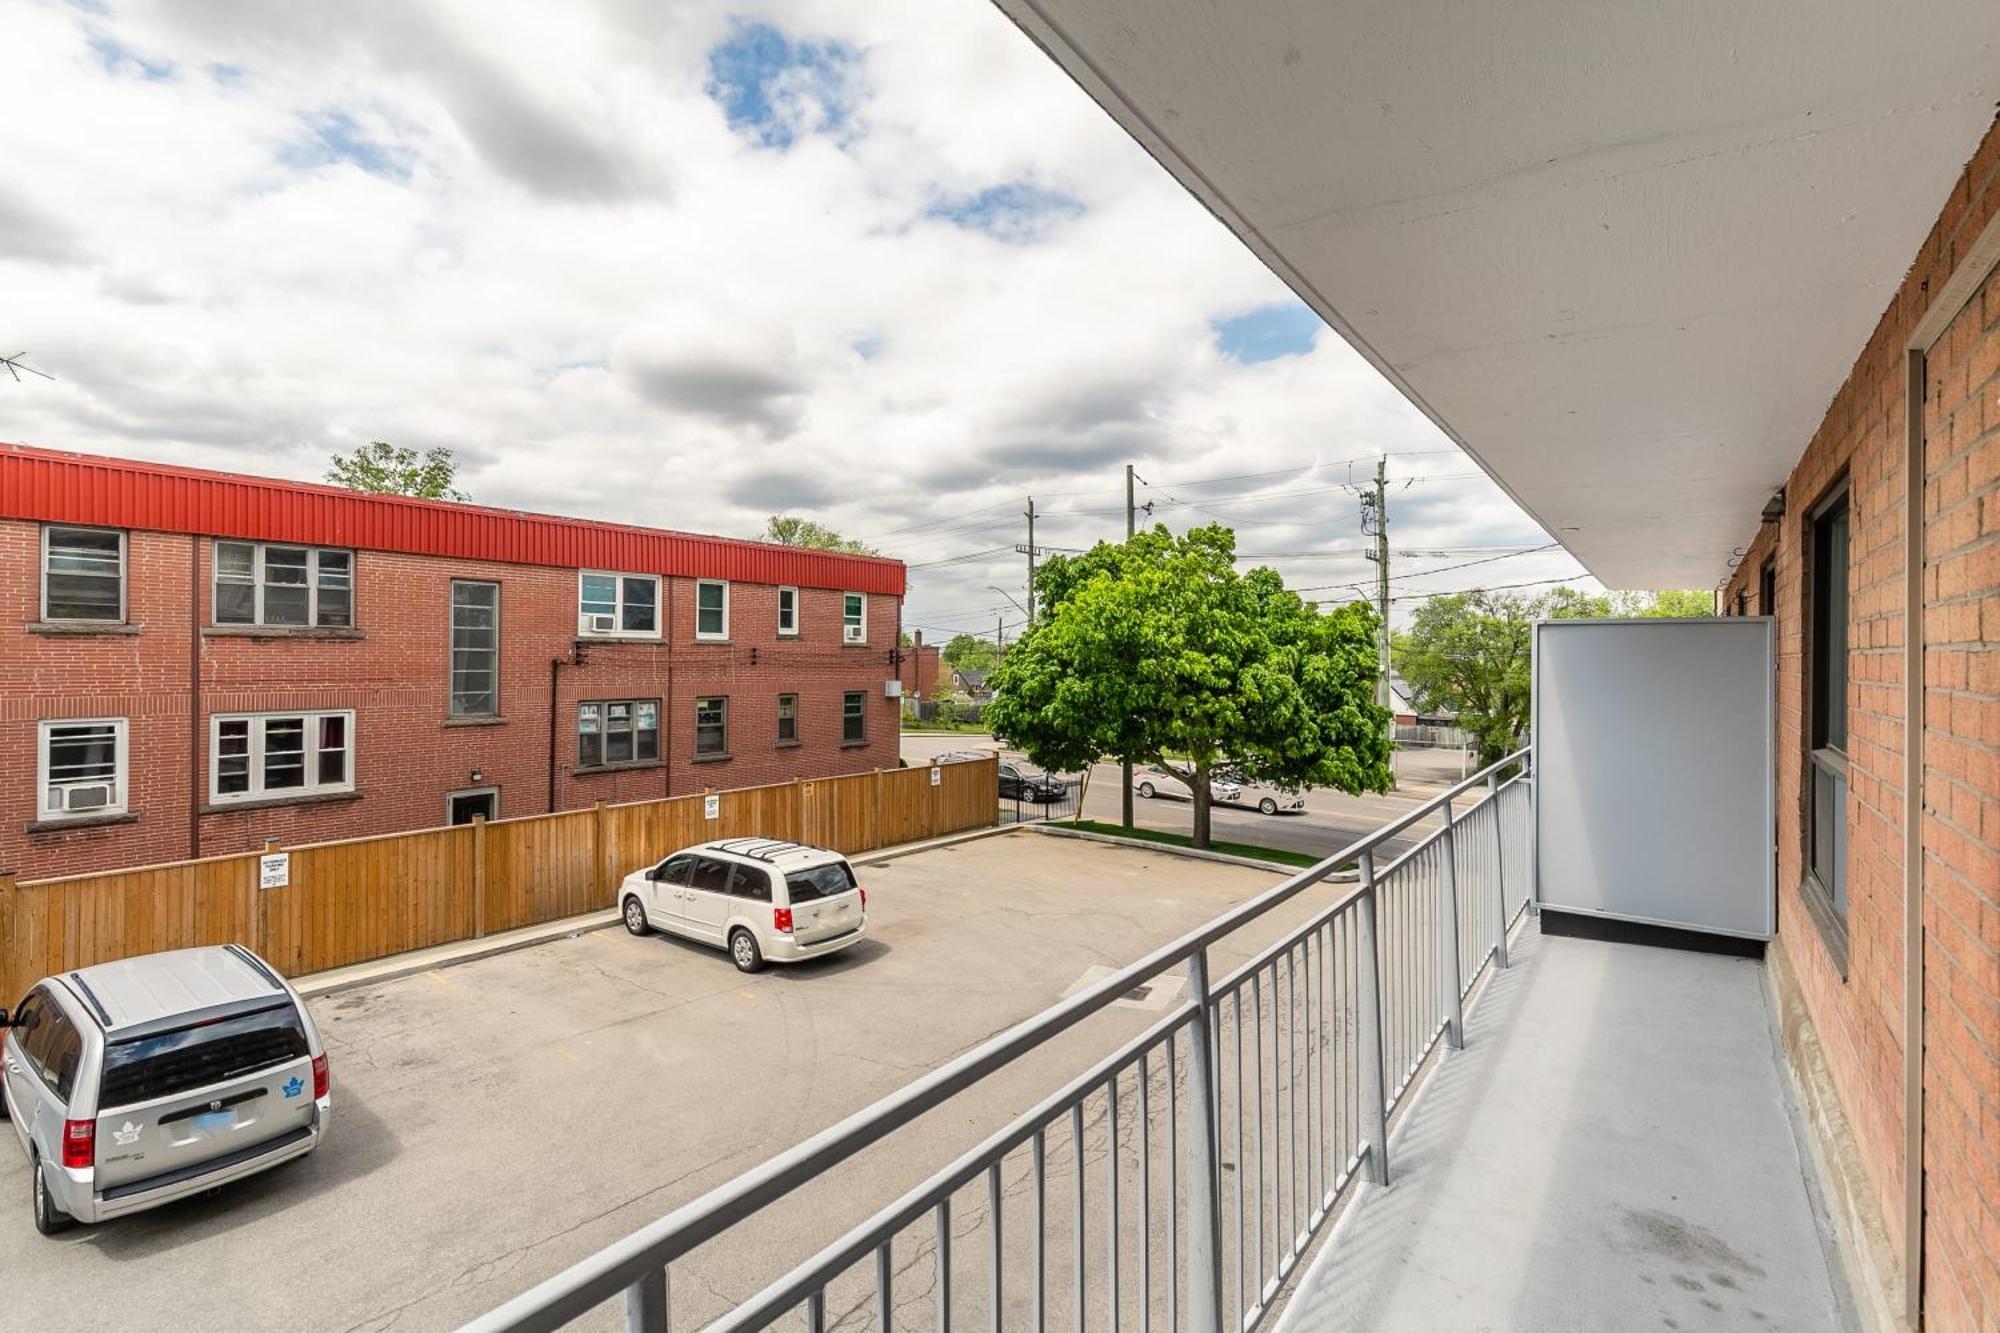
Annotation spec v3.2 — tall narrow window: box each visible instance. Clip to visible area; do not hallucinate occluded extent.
[450,581,500,717]
[41,526,125,622]
[1807,487,1850,932]
[696,697,728,754]
[777,587,799,636]
[696,580,729,640]
[1758,559,1776,618]
[213,541,353,628]
[36,719,128,821]
[842,690,866,743]
[842,592,866,644]
[776,693,798,744]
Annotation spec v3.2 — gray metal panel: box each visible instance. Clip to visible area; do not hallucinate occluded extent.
[1532,617,1774,938]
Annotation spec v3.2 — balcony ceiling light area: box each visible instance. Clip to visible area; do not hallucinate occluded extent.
[993,0,2000,586]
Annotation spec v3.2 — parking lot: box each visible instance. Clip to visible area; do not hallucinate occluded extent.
[0,829,1342,1331]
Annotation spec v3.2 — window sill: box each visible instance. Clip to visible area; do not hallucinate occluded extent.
[841,738,871,749]
[1797,873,1850,980]
[27,811,139,834]
[691,637,731,646]
[775,739,802,749]
[28,621,139,637]
[202,789,361,815]
[574,635,664,647]
[442,715,508,728]
[203,626,366,641]
[573,760,665,776]
[689,752,733,764]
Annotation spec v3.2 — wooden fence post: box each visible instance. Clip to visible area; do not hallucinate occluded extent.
[593,801,609,901]
[0,870,16,1009]
[931,763,944,839]
[873,769,885,853]
[471,815,487,940]
[256,837,278,958]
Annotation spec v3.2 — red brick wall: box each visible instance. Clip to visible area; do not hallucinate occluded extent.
[1723,114,1999,1333]
[898,639,940,698]
[1,523,901,880]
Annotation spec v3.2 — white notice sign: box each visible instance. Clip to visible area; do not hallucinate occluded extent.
[258,852,290,890]
[930,766,942,787]
[704,793,720,820]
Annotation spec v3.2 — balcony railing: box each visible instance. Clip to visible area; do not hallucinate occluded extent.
[465,748,1536,1333]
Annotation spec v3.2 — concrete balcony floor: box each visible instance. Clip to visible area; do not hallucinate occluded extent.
[1283,922,1852,1332]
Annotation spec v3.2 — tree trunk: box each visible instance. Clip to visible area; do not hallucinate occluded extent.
[1191,758,1212,849]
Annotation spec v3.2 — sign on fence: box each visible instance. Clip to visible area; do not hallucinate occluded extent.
[703,793,720,820]
[930,766,942,787]
[258,852,290,890]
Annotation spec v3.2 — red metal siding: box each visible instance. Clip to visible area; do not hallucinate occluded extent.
[0,443,905,595]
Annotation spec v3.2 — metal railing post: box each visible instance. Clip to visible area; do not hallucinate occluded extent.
[1487,773,1510,969]
[1354,853,1390,1186]
[1436,798,1466,1049]
[1525,752,1540,918]
[626,1267,668,1333]
[1183,948,1225,1333]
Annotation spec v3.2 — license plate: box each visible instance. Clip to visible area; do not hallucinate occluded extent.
[192,1110,234,1132]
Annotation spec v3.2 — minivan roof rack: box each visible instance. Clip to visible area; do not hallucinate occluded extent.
[224,944,285,992]
[710,837,815,863]
[67,972,113,1027]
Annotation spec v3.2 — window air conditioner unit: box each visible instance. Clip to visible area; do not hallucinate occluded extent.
[843,624,865,644]
[53,781,113,813]
[582,613,617,634]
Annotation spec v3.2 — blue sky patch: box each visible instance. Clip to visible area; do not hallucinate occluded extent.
[925,182,1083,244]
[706,20,859,150]
[1213,301,1324,364]
[87,30,173,81]
[282,110,414,182]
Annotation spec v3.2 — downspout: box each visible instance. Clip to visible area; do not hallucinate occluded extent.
[1902,348,1926,1329]
[188,534,202,859]
[664,578,675,798]
[547,655,561,813]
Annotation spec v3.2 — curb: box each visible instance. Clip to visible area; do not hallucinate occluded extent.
[1033,824,1358,879]
[294,822,1023,998]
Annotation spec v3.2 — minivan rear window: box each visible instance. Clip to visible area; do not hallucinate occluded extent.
[98,1003,309,1110]
[785,862,857,902]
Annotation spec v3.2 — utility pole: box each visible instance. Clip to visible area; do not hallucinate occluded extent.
[1024,496,1038,622]
[1122,464,1136,830]
[1362,456,1392,710]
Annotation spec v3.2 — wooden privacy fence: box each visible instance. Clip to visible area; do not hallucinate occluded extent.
[0,756,998,1002]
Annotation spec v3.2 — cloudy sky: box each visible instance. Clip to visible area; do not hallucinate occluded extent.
[0,0,1597,640]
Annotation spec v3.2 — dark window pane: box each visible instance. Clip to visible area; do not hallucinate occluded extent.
[622,577,657,632]
[689,857,732,894]
[217,720,250,794]
[44,528,123,621]
[843,692,865,742]
[264,718,306,789]
[215,581,256,624]
[316,586,353,627]
[263,584,309,626]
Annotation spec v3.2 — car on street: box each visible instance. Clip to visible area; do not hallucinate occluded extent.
[1215,766,1309,815]
[997,760,1068,803]
[620,838,868,973]
[1133,765,1242,804]
[2,944,331,1235]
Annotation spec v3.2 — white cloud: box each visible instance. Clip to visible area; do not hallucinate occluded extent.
[0,0,1584,639]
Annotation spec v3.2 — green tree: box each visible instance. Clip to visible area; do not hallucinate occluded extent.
[761,516,879,555]
[1392,584,1712,766]
[326,441,468,500]
[941,634,1002,673]
[987,524,1392,848]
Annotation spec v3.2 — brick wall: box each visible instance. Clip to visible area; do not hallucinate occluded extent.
[1723,114,1999,1332]
[2,522,901,880]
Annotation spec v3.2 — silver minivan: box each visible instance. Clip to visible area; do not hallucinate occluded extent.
[1,944,331,1234]
[620,838,867,972]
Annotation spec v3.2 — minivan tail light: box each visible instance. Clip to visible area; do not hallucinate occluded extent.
[773,907,794,934]
[312,1053,330,1100]
[62,1119,94,1169]
[858,887,867,910]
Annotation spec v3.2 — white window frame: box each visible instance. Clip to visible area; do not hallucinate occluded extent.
[449,579,501,717]
[577,698,661,768]
[576,570,662,639]
[842,690,867,743]
[36,718,129,821]
[695,579,730,642]
[777,586,799,637]
[842,591,867,644]
[209,710,356,804]
[212,540,354,629]
[40,525,127,624]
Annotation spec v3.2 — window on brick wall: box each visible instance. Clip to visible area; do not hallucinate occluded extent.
[777,693,798,743]
[41,525,126,622]
[777,586,799,636]
[578,700,659,768]
[1758,559,1776,617]
[695,580,729,640]
[213,541,353,628]
[1804,485,1850,947]
[842,592,866,644]
[842,690,866,744]
[211,711,353,803]
[36,718,128,821]
[450,581,500,716]
[577,572,659,638]
[695,697,728,755]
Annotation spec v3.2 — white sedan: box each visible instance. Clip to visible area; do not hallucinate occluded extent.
[1132,765,1241,804]
[1215,768,1309,816]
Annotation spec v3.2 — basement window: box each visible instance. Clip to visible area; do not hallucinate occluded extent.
[214,541,353,628]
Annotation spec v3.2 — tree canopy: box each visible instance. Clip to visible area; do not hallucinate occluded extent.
[941,633,1002,673]
[987,524,1392,847]
[1393,586,1713,765]
[761,516,879,555]
[326,441,468,500]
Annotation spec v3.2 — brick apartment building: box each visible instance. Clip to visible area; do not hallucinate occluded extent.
[0,444,906,880]
[896,631,940,698]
